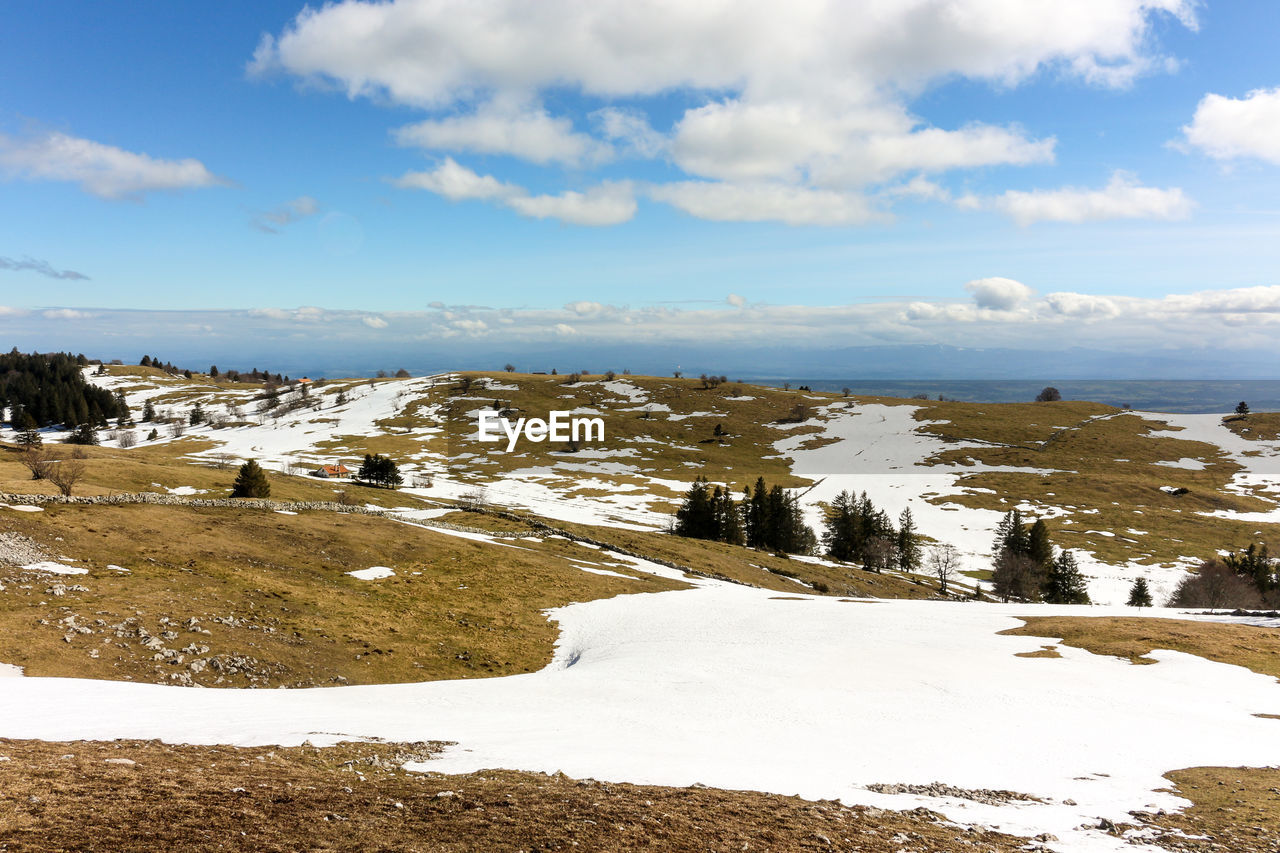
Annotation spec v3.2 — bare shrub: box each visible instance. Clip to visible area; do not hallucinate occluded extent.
[928,544,961,594]
[460,488,489,511]
[48,460,86,496]
[335,490,357,506]
[168,420,187,438]
[117,430,137,448]
[1168,559,1262,610]
[20,447,53,480]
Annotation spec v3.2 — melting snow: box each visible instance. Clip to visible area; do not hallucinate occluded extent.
[347,566,395,580]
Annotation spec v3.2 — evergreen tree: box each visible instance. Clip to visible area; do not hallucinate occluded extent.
[1027,518,1054,570]
[16,428,41,448]
[897,506,921,572]
[1236,401,1250,415]
[66,423,98,446]
[713,485,744,545]
[822,491,859,561]
[190,402,205,425]
[744,477,771,549]
[231,460,271,498]
[674,476,716,539]
[1127,577,1153,608]
[993,509,1029,558]
[142,399,156,422]
[356,453,403,489]
[1223,543,1276,596]
[1044,551,1091,604]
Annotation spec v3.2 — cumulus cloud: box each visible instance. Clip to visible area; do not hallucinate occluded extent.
[0,131,228,200]
[965,277,1036,310]
[396,100,612,166]
[506,182,636,227]
[253,196,320,233]
[1180,87,1280,164]
[394,157,522,201]
[726,293,746,308]
[977,171,1193,225]
[0,255,89,280]
[251,0,1195,226]
[395,159,635,225]
[1045,292,1120,318]
[362,315,389,329]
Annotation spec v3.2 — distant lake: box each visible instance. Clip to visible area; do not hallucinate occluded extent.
[746,380,1280,414]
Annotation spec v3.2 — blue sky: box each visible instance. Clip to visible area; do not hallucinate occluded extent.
[3,1,1280,369]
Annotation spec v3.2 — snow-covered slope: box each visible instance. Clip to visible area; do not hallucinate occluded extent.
[2,584,1276,852]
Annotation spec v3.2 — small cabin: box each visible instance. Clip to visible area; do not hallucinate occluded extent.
[311,463,350,479]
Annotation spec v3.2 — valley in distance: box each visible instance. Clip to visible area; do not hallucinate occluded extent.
[2,351,1280,852]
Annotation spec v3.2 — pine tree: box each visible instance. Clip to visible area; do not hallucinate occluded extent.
[897,507,921,572]
[822,490,859,561]
[1127,577,1153,608]
[1027,518,1054,569]
[190,402,205,425]
[1044,551,1091,604]
[674,477,716,539]
[16,428,41,448]
[231,460,270,498]
[356,453,403,489]
[67,423,98,446]
[142,400,156,422]
[1236,401,1250,415]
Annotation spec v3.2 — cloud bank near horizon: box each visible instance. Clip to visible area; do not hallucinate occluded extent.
[6,280,1280,363]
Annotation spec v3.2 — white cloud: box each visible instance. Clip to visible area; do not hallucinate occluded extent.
[649,182,878,226]
[362,315,389,329]
[253,0,1196,226]
[42,308,90,320]
[593,108,666,158]
[979,171,1192,225]
[396,100,612,166]
[395,159,635,225]
[0,306,30,317]
[393,157,522,201]
[1180,87,1280,164]
[253,1,1194,105]
[565,301,606,316]
[506,182,636,227]
[0,131,227,200]
[726,293,746,308]
[965,277,1035,310]
[1045,292,1121,318]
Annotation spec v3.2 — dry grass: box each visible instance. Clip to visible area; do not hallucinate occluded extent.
[0,737,1032,853]
[1138,766,1280,853]
[1002,616,1280,681]
[0,440,422,509]
[1225,413,1280,442]
[912,405,1279,566]
[0,503,685,687]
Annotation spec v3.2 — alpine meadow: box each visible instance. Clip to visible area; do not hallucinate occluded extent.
[4,3,1280,851]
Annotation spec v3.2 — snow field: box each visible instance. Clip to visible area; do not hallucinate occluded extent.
[2,590,1276,852]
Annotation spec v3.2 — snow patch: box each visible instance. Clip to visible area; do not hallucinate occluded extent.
[347,566,395,580]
